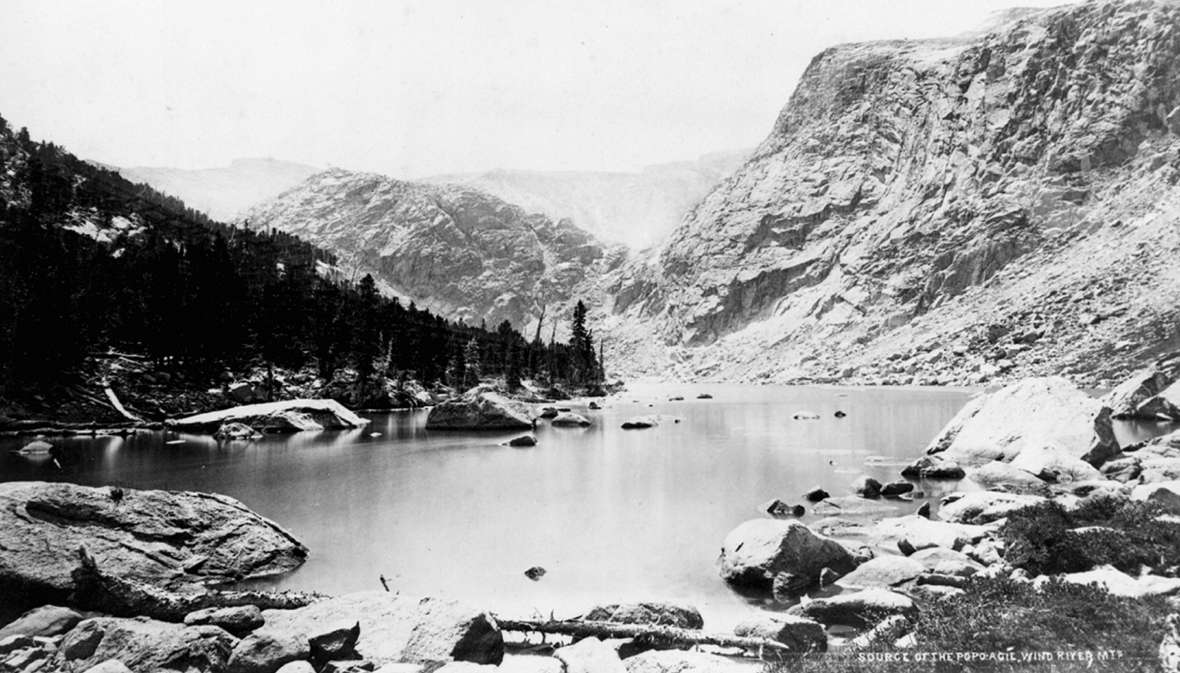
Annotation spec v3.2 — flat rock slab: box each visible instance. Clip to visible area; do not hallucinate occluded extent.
[259,592,503,667]
[836,555,925,589]
[937,491,1046,524]
[170,398,369,433]
[0,481,307,614]
[792,589,916,628]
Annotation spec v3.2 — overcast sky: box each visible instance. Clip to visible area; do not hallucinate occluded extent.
[1,0,1071,177]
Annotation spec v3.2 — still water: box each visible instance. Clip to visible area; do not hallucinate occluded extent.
[0,383,975,628]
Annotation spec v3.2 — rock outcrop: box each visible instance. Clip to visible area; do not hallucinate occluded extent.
[605,0,1180,387]
[425,393,532,431]
[241,169,613,330]
[0,482,307,618]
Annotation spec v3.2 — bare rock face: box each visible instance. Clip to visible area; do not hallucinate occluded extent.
[718,519,858,592]
[241,169,611,330]
[425,393,532,431]
[1104,368,1177,418]
[609,0,1180,386]
[0,482,308,618]
[257,592,503,668]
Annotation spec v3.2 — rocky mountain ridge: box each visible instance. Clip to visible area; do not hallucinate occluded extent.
[604,0,1180,388]
[242,168,619,331]
[424,150,749,249]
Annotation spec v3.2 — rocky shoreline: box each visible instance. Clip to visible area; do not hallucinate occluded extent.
[2,372,1180,672]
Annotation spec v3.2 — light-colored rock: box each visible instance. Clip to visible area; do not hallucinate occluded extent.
[0,481,307,613]
[1162,614,1180,673]
[553,637,625,673]
[499,655,563,673]
[170,398,369,433]
[873,515,989,553]
[55,617,238,672]
[1131,481,1180,515]
[258,592,502,667]
[227,632,309,673]
[0,605,83,639]
[848,615,911,650]
[550,411,592,427]
[908,546,980,570]
[925,378,1109,466]
[276,663,317,673]
[184,605,265,637]
[967,461,1051,495]
[214,422,262,441]
[81,661,134,673]
[733,615,826,652]
[1058,565,1180,598]
[1008,440,1102,483]
[1135,381,1180,421]
[719,519,857,590]
[622,649,751,673]
[938,491,1046,524]
[793,589,916,628]
[1104,368,1175,418]
[836,555,925,589]
[426,393,532,431]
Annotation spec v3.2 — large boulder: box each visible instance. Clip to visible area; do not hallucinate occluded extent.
[0,482,307,618]
[0,605,84,639]
[718,519,857,591]
[258,592,503,667]
[872,516,990,554]
[425,393,531,431]
[622,650,749,673]
[581,603,703,629]
[54,617,238,673]
[184,605,266,638]
[791,589,916,628]
[170,399,369,433]
[226,632,310,673]
[1008,441,1102,483]
[937,491,1046,524]
[1103,369,1176,419]
[1134,381,1180,421]
[925,378,1115,467]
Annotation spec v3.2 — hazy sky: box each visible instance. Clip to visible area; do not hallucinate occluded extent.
[1,0,1071,177]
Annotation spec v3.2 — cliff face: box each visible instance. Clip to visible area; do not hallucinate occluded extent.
[611,0,1180,386]
[243,168,614,330]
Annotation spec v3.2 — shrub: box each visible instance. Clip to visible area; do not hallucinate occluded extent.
[765,576,1170,673]
[1001,499,1180,575]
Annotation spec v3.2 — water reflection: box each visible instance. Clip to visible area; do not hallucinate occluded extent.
[0,383,1071,628]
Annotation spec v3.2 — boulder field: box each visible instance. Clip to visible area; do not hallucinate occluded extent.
[718,373,1180,661]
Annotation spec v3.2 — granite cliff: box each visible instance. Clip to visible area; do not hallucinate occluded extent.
[609,0,1180,387]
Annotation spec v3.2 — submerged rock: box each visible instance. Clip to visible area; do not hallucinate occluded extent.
[0,481,307,617]
[853,476,882,499]
[258,592,503,667]
[426,393,532,431]
[171,399,369,434]
[507,435,537,447]
[551,412,592,427]
[621,416,658,430]
[804,487,830,503]
[214,422,261,441]
[719,519,857,592]
[582,603,703,630]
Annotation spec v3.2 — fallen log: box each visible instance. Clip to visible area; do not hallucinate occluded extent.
[494,617,793,658]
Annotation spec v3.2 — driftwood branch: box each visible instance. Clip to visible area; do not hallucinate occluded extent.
[494,617,793,657]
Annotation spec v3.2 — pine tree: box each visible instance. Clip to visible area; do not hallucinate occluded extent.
[463,337,481,389]
[569,300,596,385]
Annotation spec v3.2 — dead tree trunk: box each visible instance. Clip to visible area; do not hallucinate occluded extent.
[494,617,793,658]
